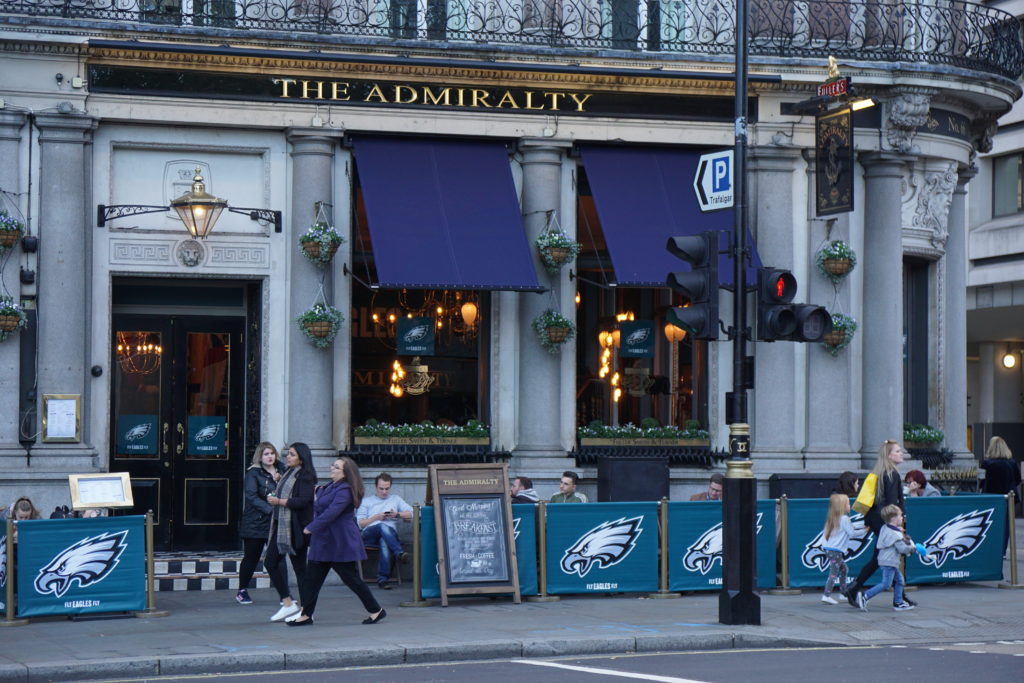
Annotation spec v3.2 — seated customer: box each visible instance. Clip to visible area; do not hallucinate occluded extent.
[690,473,724,501]
[356,472,412,590]
[550,471,586,503]
[510,476,540,504]
[1,496,42,543]
[905,469,941,497]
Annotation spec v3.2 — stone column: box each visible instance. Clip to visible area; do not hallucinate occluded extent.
[0,111,27,461]
[859,152,912,465]
[977,342,995,423]
[515,140,570,457]
[942,166,975,455]
[286,129,343,460]
[748,147,806,472]
[33,113,96,466]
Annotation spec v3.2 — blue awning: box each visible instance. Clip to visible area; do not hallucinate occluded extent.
[351,136,542,292]
[580,146,758,287]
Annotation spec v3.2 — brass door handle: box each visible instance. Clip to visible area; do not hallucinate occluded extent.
[176,422,184,454]
[162,422,169,454]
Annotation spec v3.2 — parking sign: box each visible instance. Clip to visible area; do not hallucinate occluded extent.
[693,150,734,212]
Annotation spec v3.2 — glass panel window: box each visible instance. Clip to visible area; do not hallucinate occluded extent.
[112,330,163,460]
[992,153,1023,217]
[186,332,231,460]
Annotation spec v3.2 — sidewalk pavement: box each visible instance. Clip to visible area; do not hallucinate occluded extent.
[2,549,1022,681]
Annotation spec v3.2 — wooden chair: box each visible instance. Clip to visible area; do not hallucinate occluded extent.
[360,545,402,586]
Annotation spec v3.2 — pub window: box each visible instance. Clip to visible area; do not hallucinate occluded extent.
[574,167,708,433]
[903,257,930,425]
[992,152,1023,217]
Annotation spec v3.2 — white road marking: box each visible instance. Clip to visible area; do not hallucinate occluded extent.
[516,659,708,682]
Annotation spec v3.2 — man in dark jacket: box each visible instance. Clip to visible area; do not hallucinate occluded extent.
[510,476,540,504]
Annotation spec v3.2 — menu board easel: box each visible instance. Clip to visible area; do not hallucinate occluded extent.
[427,463,520,606]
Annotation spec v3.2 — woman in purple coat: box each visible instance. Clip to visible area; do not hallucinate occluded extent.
[287,457,385,626]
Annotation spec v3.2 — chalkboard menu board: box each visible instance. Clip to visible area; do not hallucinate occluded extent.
[428,463,520,606]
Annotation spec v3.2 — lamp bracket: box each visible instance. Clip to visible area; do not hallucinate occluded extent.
[569,269,615,290]
[97,204,169,228]
[228,207,282,233]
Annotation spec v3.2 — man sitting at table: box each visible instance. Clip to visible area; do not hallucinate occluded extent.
[356,473,413,590]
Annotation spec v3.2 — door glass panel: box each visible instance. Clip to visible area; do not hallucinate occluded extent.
[112,331,163,460]
[184,478,229,525]
[186,332,230,460]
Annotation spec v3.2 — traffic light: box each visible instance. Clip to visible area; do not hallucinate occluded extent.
[756,267,832,342]
[666,231,719,340]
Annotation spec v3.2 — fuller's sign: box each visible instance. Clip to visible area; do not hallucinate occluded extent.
[817,77,850,98]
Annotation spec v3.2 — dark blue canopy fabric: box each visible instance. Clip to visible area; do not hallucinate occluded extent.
[579,146,758,287]
[352,136,541,291]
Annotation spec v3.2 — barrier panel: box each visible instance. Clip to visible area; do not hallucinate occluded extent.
[786,498,876,589]
[545,502,658,595]
[16,516,146,618]
[667,500,778,591]
[419,505,539,599]
[905,494,1006,584]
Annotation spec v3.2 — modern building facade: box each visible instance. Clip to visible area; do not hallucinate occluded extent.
[0,1,1019,549]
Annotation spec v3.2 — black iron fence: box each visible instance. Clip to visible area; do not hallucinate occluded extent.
[2,0,1022,79]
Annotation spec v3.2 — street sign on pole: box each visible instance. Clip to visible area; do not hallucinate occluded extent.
[693,150,734,212]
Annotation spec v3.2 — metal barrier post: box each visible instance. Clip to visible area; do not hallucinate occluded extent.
[999,491,1022,589]
[768,495,799,595]
[135,511,169,617]
[649,498,681,598]
[1,519,28,626]
[401,504,433,606]
[526,502,558,602]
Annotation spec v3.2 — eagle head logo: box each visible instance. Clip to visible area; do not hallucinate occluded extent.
[124,423,152,441]
[560,516,643,577]
[625,328,650,346]
[919,509,993,568]
[34,531,128,597]
[800,512,873,571]
[683,513,764,575]
[193,424,220,442]
[403,325,430,343]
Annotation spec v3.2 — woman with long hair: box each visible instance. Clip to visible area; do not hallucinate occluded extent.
[265,442,316,622]
[846,440,912,608]
[820,493,856,604]
[982,436,1021,556]
[287,457,385,627]
[236,441,284,605]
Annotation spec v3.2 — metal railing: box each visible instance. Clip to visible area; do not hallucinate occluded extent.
[2,0,1022,78]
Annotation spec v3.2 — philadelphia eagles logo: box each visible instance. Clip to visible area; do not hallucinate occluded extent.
[403,325,431,343]
[124,423,152,441]
[918,509,993,568]
[683,513,764,575]
[560,517,643,577]
[34,531,129,597]
[193,424,220,442]
[800,512,873,571]
[624,328,650,346]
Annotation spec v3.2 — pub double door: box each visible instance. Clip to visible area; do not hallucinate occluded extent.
[111,314,245,550]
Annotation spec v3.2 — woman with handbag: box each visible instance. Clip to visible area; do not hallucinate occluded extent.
[236,441,284,605]
[264,442,316,622]
[287,457,385,627]
[846,440,914,608]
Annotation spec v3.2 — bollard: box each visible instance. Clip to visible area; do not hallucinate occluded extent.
[648,498,681,598]
[998,491,1022,590]
[526,502,558,602]
[768,495,800,595]
[0,518,28,626]
[135,511,169,617]
[400,504,433,606]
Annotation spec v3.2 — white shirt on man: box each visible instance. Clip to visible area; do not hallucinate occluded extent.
[356,493,412,531]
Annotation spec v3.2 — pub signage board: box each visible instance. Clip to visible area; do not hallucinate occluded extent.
[815,107,854,216]
[427,463,520,606]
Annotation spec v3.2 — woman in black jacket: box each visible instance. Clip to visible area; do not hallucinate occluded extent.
[235,441,284,605]
[847,439,910,607]
[265,442,316,622]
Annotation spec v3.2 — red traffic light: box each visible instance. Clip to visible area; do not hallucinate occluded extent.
[759,268,796,303]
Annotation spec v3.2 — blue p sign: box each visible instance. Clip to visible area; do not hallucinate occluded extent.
[712,157,730,192]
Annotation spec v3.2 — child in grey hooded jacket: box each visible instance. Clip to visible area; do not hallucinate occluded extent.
[857,504,917,611]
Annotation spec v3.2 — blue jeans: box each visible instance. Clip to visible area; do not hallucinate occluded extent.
[863,565,904,605]
[361,524,403,582]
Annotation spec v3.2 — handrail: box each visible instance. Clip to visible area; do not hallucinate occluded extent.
[2,0,1021,79]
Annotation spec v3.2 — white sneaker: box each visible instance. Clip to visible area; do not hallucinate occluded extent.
[270,604,300,622]
[821,595,838,605]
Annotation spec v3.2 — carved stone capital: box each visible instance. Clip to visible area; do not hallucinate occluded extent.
[970,116,999,155]
[885,92,933,154]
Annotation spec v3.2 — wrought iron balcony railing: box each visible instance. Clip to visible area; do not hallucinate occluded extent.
[2,0,1022,79]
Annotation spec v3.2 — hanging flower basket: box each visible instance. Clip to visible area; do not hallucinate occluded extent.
[822,312,857,356]
[0,210,25,252]
[532,308,576,354]
[815,240,857,284]
[299,221,343,267]
[0,296,26,342]
[535,224,581,274]
[297,302,344,349]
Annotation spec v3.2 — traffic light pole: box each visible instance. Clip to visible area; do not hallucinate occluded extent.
[719,0,761,625]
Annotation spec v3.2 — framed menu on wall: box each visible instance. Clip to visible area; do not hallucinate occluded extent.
[42,394,81,442]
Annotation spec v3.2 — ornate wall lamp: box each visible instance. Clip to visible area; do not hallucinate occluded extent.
[96,168,281,238]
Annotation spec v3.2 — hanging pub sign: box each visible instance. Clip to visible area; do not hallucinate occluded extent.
[397,316,435,356]
[815,107,854,216]
[187,416,226,457]
[618,321,655,358]
[115,414,159,456]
